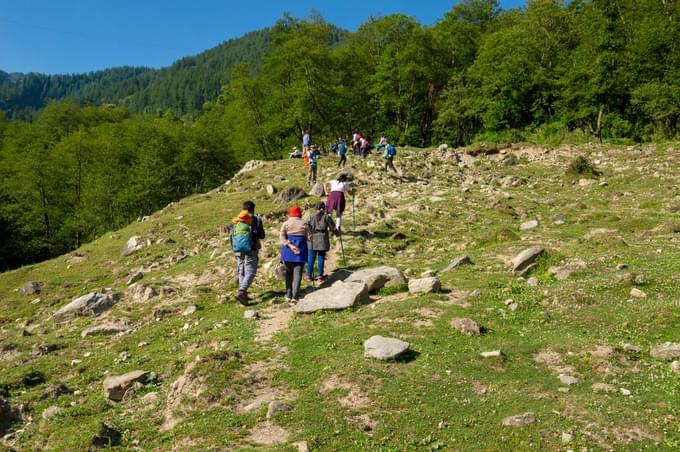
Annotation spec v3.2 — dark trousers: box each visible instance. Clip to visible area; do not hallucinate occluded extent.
[284,262,304,299]
[385,156,397,173]
[338,154,347,166]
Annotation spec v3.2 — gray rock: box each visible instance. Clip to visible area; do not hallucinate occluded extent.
[21,281,43,296]
[347,266,407,292]
[451,318,481,336]
[630,287,647,299]
[502,412,535,427]
[275,187,307,204]
[127,271,144,285]
[244,310,259,320]
[295,282,368,314]
[559,374,579,385]
[103,370,148,401]
[592,383,617,393]
[616,263,628,271]
[527,277,539,287]
[81,322,131,338]
[553,214,566,225]
[293,441,310,452]
[520,220,539,231]
[502,155,518,166]
[511,247,545,274]
[481,350,502,358]
[623,343,640,353]
[182,305,197,316]
[121,235,144,257]
[53,292,120,318]
[620,388,632,396]
[442,256,472,272]
[127,284,159,303]
[364,335,410,360]
[548,260,586,281]
[561,432,574,444]
[310,182,325,197]
[408,277,441,294]
[671,361,680,375]
[650,342,680,360]
[265,184,277,195]
[42,405,63,420]
[504,299,518,311]
[266,400,290,419]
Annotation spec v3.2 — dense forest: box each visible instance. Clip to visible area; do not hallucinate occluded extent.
[1,0,679,271]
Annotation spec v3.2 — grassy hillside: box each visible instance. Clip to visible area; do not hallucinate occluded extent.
[0,144,679,450]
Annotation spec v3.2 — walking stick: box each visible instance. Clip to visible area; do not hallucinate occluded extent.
[352,194,356,233]
[339,234,347,268]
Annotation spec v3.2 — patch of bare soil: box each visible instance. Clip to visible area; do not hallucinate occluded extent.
[433,289,473,308]
[319,375,371,409]
[350,414,378,433]
[161,359,205,431]
[255,304,293,343]
[472,380,488,395]
[236,359,296,414]
[533,348,576,375]
[246,421,290,445]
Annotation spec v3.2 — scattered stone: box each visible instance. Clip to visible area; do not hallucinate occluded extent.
[141,392,160,404]
[553,213,566,225]
[504,299,518,311]
[620,388,632,396]
[623,344,640,354]
[511,247,545,274]
[527,277,539,287]
[502,155,518,166]
[293,441,310,452]
[671,361,680,375]
[310,182,325,197]
[266,400,290,419]
[633,274,646,285]
[481,350,502,358]
[438,420,448,430]
[592,383,617,393]
[548,260,586,281]
[408,276,441,294]
[81,322,131,338]
[91,422,122,447]
[420,269,437,278]
[364,336,410,360]
[42,405,63,420]
[347,266,407,292]
[451,318,482,336]
[520,220,539,231]
[53,292,120,318]
[274,187,306,204]
[590,345,615,359]
[630,287,647,299]
[502,412,535,427]
[121,235,144,257]
[616,263,628,271]
[182,305,197,316]
[127,271,144,285]
[265,184,277,195]
[559,374,579,385]
[103,370,148,401]
[244,310,260,320]
[20,281,43,296]
[558,387,570,393]
[578,178,596,187]
[127,284,159,303]
[650,342,680,360]
[295,282,368,314]
[442,256,472,272]
[561,432,574,444]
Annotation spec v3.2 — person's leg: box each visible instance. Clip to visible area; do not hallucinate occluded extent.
[236,256,245,288]
[240,252,258,295]
[317,251,326,277]
[285,262,294,299]
[335,215,342,230]
[306,250,316,279]
[291,263,303,299]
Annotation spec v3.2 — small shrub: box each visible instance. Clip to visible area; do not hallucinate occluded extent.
[377,283,408,296]
[566,155,601,177]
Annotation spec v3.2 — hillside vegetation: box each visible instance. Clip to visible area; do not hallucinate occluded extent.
[0,143,678,450]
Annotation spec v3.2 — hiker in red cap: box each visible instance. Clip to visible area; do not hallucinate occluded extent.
[279,205,309,303]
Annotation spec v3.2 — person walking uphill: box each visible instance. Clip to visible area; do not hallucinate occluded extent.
[230,201,265,305]
[305,201,339,284]
[280,205,309,303]
[325,173,353,231]
[337,138,348,167]
[384,142,398,174]
[307,145,320,186]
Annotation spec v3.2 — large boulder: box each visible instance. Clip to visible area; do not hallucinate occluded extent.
[451,318,482,336]
[20,281,44,296]
[442,256,472,272]
[511,247,545,274]
[295,282,368,314]
[81,322,131,338]
[650,342,680,360]
[127,284,159,303]
[53,292,120,318]
[408,277,441,294]
[275,187,307,204]
[121,236,144,257]
[310,183,325,197]
[364,336,410,360]
[103,370,148,401]
[347,266,407,293]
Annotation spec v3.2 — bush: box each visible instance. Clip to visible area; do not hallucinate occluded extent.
[566,155,601,177]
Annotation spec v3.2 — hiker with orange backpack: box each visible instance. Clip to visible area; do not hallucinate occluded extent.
[230,201,265,305]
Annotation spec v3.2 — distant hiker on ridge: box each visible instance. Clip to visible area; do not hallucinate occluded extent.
[308,144,320,186]
[230,201,265,305]
[280,205,308,303]
[325,173,353,231]
[337,138,348,167]
[305,201,339,284]
[351,128,363,156]
[383,141,399,175]
[302,128,311,167]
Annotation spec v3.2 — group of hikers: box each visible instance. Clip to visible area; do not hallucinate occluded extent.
[229,174,353,305]
[291,128,399,180]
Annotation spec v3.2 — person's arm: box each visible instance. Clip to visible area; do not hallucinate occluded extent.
[256,217,265,239]
[279,222,288,246]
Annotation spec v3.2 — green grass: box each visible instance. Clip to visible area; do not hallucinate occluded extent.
[1,145,679,450]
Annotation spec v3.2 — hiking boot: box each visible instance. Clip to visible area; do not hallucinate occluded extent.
[304,274,313,282]
[235,291,249,306]
[316,275,328,284]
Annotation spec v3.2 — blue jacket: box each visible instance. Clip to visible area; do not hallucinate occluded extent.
[280,234,308,263]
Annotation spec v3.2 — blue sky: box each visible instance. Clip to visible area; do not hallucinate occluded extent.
[0,1,525,74]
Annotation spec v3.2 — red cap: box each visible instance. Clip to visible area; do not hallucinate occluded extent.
[289,205,302,218]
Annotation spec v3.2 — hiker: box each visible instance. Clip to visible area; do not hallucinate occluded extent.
[305,201,340,284]
[360,137,370,159]
[383,142,398,174]
[337,138,348,167]
[351,129,363,156]
[302,129,311,168]
[376,136,388,151]
[307,144,320,186]
[279,205,309,303]
[289,147,302,158]
[230,201,265,305]
[326,173,353,230]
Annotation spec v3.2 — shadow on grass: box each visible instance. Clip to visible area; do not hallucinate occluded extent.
[394,349,420,363]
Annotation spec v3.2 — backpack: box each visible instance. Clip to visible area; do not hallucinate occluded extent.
[229,216,259,253]
[387,144,397,156]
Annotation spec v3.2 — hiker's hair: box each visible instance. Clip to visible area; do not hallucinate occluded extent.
[243,201,255,213]
[338,174,348,182]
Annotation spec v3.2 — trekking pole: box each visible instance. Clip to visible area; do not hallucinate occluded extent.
[339,234,347,268]
[352,194,356,233]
